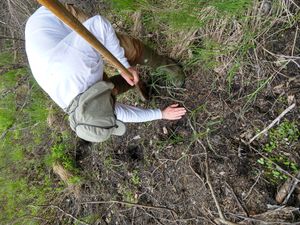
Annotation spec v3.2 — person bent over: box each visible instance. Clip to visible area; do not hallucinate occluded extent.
[25,4,186,142]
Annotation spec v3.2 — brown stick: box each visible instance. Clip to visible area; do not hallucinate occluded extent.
[37,204,89,225]
[80,200,177,214]
[36,0,147,101]
[248,103,296,144]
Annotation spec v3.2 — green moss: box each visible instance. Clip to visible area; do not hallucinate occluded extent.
[0,53,59,224]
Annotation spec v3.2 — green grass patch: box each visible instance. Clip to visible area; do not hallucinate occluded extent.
[109,0,253,31]
[0,52,71,224]
[0,51,14,66]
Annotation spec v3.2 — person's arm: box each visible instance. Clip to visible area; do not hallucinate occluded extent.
[115,103,186,123]
[101,17,139,86]
[100,17,129,68]
[115,103,162,123]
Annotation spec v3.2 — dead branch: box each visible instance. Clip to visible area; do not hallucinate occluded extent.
[38,205,89,225]
[187,117,239,225]
[228,210,300,225]
[261,44,300,60]
[225,182,249,217]
[243,171,262,200]
[205,155,238,225]
[248,103,296,144]
[80,200,177,215]
[291,26,298,56]
[282,172,300,205]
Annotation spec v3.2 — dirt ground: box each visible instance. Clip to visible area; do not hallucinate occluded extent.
[54,22,300,224]
[4,0,300,224]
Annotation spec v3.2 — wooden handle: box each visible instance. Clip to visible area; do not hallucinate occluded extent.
[36,0,133,79]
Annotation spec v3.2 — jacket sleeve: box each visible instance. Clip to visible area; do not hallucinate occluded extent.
[101,16,130,69]
[114,103,162,123]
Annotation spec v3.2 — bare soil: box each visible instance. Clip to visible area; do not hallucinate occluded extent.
[62,22,300,223]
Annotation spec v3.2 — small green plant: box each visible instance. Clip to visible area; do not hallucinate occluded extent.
[130,170,141,186]
[111,0,136,11]
[263,120,300,153]
[111,0,252,30]
[258,120,300,182]
[124,189,136,202]
[118,185,137,203]
[45,142,78,174]
[0,51,13,66]
[150,67,173,87]
[68,175,82,185]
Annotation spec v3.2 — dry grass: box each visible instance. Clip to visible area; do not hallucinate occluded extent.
[53,162,81,198]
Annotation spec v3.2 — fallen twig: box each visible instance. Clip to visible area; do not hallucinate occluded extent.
[248,103,296,144]
[80,200,176,214]
[188,118,238,225]
[243,171,262,201]
[140,209,164,225]
[260,44,300,60]
[205,155,238,225]
[282,172,300,205]
[225,182,249,217]
[228,210,300,225]
[205,155,224,221]
[189,161,205,183]
[291,26,298,56]
[38,205,89,225]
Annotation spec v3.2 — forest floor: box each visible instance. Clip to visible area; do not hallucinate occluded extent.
[1,0,300,224]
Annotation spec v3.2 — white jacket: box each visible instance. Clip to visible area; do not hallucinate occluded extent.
[25,7,162,123]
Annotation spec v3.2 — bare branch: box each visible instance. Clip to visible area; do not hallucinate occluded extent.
[37,205,89,225]
[248,103,296,144]
[80,200,177,214]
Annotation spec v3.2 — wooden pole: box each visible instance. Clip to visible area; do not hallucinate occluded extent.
[36,0,147,100]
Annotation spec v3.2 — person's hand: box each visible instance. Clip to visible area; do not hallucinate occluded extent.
[120,67,139,86]
[162,104,187,120]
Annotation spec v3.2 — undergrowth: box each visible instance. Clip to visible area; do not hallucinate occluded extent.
[258,120,300,182]
[108,0,298,109]
[0,51,77,224]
